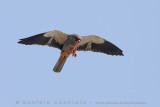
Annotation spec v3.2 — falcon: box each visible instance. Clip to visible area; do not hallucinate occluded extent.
[18,30,123,72]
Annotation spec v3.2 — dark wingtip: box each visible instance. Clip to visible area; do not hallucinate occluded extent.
[121,53,124,56]
[108,48,124,56]
[116,50,124,56]
[18,33,46,45]
[117,51,124,56]
[17,38,30,45]
[118,53,124,56]
[110,53,124,56]
[17,39,23,44]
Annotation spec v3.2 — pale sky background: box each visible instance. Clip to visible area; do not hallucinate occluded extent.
[0,0,160,107]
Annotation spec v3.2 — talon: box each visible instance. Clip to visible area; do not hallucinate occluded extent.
[74,53,77,57]
[72,53,77,57]
[75,44,79,47]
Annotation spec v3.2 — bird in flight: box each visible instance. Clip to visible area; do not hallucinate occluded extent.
[18,30,123,72]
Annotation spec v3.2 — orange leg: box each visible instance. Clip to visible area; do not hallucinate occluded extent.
[72,50,77,57]
[69,44,79,57]
[72,44,79,57]
[75,44,79,47]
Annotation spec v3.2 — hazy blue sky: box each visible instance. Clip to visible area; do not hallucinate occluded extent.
[0,0,160,107]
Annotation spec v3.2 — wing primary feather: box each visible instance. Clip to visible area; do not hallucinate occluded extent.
[18,33,49,45]
[18,32,63,50]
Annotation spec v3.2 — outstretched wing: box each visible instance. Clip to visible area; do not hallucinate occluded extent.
[77,35,124,56]
[18,30,69,50]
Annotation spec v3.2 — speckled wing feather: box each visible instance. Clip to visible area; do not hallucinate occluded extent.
[77,35,123,56]
[18,30,69,50]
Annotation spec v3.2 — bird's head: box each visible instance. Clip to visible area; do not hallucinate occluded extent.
[69,34,82,43]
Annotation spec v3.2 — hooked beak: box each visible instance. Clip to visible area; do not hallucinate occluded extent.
[77,40,81,43]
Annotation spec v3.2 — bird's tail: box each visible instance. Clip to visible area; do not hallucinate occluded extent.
[53,51,70,72]
[53,60,65,72]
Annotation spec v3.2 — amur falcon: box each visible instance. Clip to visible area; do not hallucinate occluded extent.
[18,30,123,72]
